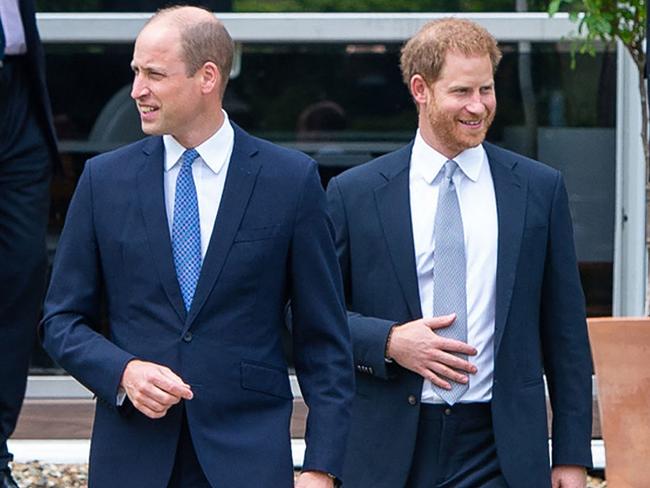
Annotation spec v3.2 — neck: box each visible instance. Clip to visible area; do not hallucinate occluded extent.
[175,107,225,148]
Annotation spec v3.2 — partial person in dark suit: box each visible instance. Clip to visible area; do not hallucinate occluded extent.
[327,18,592,488]
[0,1,59,486]
[41,6,352,488]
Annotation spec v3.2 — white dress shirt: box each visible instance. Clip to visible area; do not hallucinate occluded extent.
[0,0,27,56]
[163,111,235,259]
[409,131,498,404]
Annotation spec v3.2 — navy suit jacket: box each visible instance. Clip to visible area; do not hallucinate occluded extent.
[42,125,354,487]
[18,0,60,168]
[326,142,593,488]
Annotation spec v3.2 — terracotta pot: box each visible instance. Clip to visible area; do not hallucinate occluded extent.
[588,317,650,488]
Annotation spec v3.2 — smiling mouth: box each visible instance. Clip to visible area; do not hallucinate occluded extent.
[459,119,483,128]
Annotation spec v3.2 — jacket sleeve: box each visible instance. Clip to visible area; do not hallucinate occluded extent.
[289,161,355,480]
[540,173,593,468]
[40,163,135,407]
[326,176,396,381]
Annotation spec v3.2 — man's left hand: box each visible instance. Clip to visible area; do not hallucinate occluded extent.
[295,471,334,488]
[551,465,587,488]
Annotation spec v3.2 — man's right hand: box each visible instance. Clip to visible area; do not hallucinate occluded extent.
[120,360,193,419]
[386,314,478,389]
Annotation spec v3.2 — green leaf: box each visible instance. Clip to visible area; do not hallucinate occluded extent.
[548,0,562,15]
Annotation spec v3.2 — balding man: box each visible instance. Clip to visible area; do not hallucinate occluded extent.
[41,6,353,488]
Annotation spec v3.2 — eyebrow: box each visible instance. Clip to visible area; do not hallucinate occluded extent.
[448,80,494,90]
[130,62,167,74]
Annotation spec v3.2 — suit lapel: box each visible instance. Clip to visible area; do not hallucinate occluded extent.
[485,143,528,357]
[374,144,423,319]
[136,137,187,323]
[185,125,261,329]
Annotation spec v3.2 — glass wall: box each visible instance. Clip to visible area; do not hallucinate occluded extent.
[33,40,616,371]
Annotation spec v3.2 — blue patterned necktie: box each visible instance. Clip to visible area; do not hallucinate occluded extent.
[172,148,202,311]
[431,160,469,405]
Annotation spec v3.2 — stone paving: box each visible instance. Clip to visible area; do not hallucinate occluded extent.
[12,463,607,487]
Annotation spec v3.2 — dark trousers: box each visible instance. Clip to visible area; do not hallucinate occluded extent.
[167,411,212,488]
[405,403,508,488]
[0,56,51,468]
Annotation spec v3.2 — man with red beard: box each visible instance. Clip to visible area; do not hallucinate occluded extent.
[327,18,592,488]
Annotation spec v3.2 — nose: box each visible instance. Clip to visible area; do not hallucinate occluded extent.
[130,74,149,100]
[465,94,487,115]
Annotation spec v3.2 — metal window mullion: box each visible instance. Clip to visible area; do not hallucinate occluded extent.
[36,12,579,44]
[613,40,647,316]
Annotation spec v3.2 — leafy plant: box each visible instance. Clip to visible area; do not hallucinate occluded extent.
[548,0,647,171]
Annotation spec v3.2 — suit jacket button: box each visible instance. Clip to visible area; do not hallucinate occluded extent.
[183,332,193,343]
[407,394,417,406]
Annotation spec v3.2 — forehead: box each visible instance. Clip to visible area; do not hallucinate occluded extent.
[437,52,493,83]
[132,21,183,65]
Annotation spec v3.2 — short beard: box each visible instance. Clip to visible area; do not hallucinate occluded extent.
[426,97,495,156]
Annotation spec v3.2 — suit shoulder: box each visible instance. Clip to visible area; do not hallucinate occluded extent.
[85,137,158,173]
[485,142,560,182]
[333,144,412,190]
[244,131,315,171]
[483,143,562,192]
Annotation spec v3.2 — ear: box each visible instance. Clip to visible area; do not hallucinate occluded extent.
[199,61,222,95]
[410,74,431,106]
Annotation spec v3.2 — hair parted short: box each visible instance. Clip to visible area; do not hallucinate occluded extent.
[149,5,234,96]
[400,18,502,87]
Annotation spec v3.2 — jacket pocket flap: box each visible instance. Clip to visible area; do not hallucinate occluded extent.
[241,361,293,399]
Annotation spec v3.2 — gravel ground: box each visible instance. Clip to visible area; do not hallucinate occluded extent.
[12,463,607,487]
[13,463,87,488]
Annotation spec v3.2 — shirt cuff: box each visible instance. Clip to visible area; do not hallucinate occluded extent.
[116,388,127,406]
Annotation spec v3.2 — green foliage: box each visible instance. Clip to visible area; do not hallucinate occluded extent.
[548,0,646,66]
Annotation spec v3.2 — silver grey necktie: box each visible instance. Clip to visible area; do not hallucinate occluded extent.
[431,160,469,405]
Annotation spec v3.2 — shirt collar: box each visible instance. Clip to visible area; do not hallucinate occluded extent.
[163,110,234,175]
[411,130,486,184]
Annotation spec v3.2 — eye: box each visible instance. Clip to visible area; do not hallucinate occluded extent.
[480,86,494,94]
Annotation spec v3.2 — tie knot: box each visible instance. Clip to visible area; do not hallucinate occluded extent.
[444,160,459,180]
[181,149,199,169]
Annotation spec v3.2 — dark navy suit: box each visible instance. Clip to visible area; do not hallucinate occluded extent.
[0,0,59,469]
[41,126,353,487]
[326,142,592,487]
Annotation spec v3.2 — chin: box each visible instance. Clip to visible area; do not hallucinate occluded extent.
[457,133,486,149]
[141,124,163,136]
